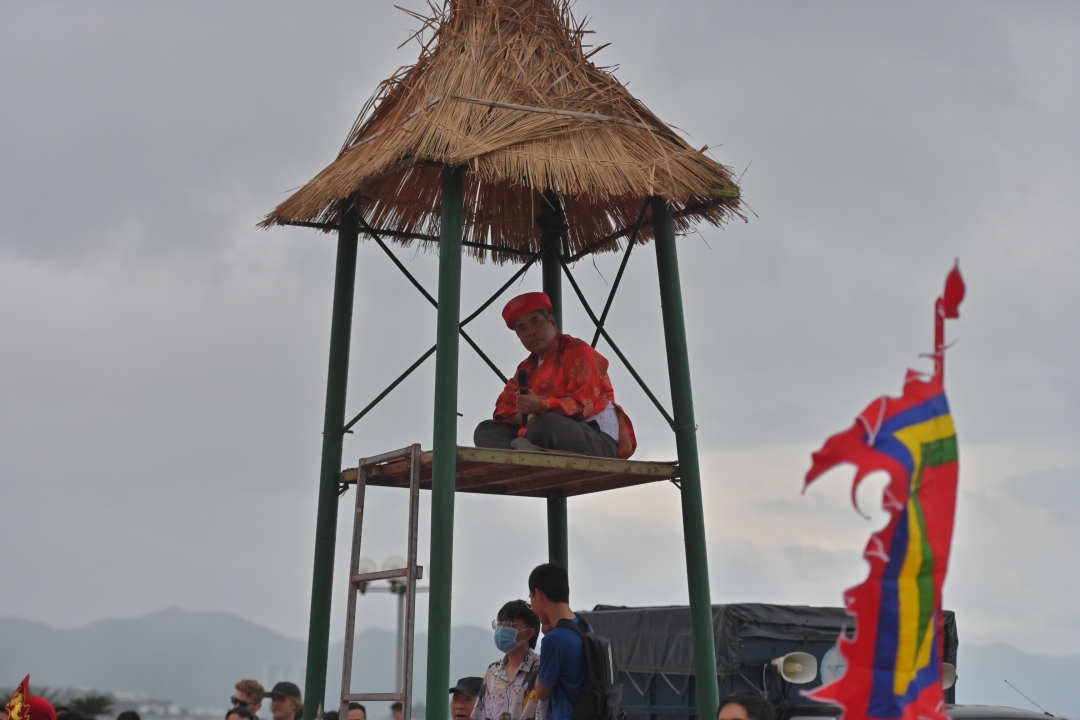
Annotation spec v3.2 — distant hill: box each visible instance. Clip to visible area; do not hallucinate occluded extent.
[0,610,496,713]
[3,610,1077,719]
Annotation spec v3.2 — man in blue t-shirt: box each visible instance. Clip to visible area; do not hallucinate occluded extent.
[529,563,584,720]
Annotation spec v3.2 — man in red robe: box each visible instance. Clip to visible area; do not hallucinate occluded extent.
[474,292,636,459]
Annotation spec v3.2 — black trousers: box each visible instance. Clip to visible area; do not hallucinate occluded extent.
[473,412,618,458]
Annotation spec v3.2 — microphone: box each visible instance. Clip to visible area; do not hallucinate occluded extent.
[517,370,530,425]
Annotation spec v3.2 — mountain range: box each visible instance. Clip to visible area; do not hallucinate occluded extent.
[1,609,1076,718]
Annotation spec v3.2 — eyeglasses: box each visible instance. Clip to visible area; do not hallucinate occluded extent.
[491,620,515,630]
[231,698,257,708]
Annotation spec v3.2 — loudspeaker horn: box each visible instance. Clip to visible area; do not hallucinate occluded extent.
[942,662,957,690]
[771,652,819,684]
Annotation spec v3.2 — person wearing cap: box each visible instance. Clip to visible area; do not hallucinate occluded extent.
[473,292,636,459]
[472,600,546,720]
[449,678,482,720]
[265,682,302,720]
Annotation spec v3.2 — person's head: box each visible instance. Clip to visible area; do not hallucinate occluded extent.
[265,683,302,720]
[448,678,482,720]
[717,692,775,720]
[27,697,57,720]
[390,702,403,720]
[346,703,366,720]
[528,563,569,626]
[233,680,265,716]
[117,712,141,720]
[226,707,256,720]
[324,712,339,720]
[493,599,540,653]
[502,293,558,356]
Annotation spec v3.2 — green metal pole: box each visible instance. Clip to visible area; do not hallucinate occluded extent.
[304,199,360,720]
[652,196,719,720]
[425,166,465,720]
[545,492,568,568]
[539,190,568,568]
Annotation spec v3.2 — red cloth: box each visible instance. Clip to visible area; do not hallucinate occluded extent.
[28,697,56,720]
[494,333,637,458]
[501,292,553,329]
[6,676,30,720]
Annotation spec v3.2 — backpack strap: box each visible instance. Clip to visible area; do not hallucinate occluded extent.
[555,617,585,637]
[555,614,592,635]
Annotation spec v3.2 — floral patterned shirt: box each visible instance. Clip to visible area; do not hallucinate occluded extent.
[471,648,548,720]
[492,333,637,458]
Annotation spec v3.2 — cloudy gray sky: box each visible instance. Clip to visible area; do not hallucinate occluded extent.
[2,0,1078,667]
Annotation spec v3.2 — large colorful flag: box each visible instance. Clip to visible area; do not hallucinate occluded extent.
[804,265,965,720]
[6,675,31,720]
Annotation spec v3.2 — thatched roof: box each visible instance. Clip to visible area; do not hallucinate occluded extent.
[261,0,745,262]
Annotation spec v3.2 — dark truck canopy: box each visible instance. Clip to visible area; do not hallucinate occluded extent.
[579,603,958,677]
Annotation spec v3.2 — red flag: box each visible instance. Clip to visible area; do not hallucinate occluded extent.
[942,262,965,319]
[6,675,31,720]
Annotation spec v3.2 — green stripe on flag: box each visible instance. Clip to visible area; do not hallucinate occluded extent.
[923,435,958,467]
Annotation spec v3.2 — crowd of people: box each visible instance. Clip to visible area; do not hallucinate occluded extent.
[7,566,775,720]
[221,564,776,720]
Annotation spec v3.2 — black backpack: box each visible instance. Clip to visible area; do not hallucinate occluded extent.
[556,616,624,720]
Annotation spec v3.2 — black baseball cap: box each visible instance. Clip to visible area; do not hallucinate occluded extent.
[449,677,483,698]
[267,682,302,701]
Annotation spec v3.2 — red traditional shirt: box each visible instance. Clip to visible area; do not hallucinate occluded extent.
[494,333,637,459]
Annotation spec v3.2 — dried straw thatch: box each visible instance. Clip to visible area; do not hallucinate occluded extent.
[261,0,745,262]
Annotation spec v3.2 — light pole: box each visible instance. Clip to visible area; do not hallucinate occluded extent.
[356,556,430,693]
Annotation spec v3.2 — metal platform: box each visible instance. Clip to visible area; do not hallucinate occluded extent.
[340,446,678,497]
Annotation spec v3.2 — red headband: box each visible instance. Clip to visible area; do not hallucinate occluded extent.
[502,292,553,329]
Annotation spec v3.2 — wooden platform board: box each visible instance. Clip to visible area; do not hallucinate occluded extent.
[339,446,678,497]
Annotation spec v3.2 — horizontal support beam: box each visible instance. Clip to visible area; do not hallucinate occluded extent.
[279,219,534,257]
[343,693,405,703]
[566,198,730,263]
[351,566,424,585]
[359,446,420,468]
[361,585,431,594]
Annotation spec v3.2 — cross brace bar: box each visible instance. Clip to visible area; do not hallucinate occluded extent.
[552,241,677,430]
[339,252,541,435]
[359,216,506,383]
[591,199,650,348]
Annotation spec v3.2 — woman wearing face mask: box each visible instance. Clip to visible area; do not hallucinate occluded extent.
[472,600,547,720]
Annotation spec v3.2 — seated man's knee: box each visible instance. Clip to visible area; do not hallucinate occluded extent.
[474,419,512,448]
[524,412,567,448]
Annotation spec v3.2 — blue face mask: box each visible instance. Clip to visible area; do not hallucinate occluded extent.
[494,626,523,654]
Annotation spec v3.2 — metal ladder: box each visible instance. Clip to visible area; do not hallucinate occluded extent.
[339,444,423,720]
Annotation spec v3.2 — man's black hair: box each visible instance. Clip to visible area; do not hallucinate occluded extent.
[347,704,366,714]
[116,713,140,720]
[528,563,569,604]
[390,703,403,712]
[497,599,541,649]
[226,708,256,720]
[325,712,340,720]
[718,692,775,720]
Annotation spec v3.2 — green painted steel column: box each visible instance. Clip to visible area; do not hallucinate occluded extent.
[545,492,568,567]
[652,196,718,720]
[539,190,568,567]
[425,165,465,720]
[304,198,360,720]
